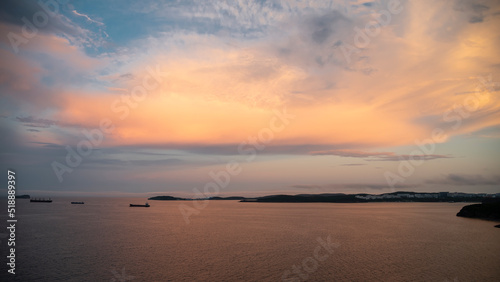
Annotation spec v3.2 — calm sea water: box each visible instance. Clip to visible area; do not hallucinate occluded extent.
[1,198,499,281]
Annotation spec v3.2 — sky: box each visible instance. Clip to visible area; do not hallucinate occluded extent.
[0,0,499,198]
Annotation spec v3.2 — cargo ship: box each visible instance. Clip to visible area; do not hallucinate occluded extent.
[71,202,84,204]
[130,202,150,207]
[30,198,52,203]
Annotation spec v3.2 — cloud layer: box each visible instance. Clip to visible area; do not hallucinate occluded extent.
[2,0,499,151]
[1,0,499,194]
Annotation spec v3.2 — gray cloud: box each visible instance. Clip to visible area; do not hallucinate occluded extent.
[130,143,374,156]
[368,154,452,162]
[311,149,390,158]
[0,0,109,51]
[310,149,452,161]
[292,183,418,191]
[454,1,490,23]
[421,0,495,43]
[28,141,64,149]
[97,144,454,161]
[0,0,90,39]
[81,157,184,168]
[427,174,500,186]
[16,116,58,128]
[307,11,349,44]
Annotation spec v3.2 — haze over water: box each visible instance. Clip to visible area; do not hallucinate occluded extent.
[2,199,498,281]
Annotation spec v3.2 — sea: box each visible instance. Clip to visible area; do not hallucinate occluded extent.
[1,198,499,281]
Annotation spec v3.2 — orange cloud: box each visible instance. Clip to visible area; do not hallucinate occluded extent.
[6,2,500,152]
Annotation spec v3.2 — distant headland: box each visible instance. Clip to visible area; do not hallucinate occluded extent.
[456,200,500,220]
[148,195,245,201]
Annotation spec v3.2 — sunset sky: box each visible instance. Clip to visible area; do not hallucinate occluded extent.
[1,0,499,197]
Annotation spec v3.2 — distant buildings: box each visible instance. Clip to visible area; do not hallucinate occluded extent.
[354,191,497,201]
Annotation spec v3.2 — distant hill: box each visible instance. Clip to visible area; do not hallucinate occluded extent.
[148,196,186,201]
[240,191,498,203]
[243,194,359,203]
[148,195,246,201]
[15,194,30,199]
[208,196,246,200]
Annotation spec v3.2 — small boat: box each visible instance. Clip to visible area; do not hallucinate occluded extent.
[130,202,150,207]
[71,202,84,204]
[30,198,52,203]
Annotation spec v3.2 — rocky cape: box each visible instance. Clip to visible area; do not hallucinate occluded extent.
[456,200,500,225]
